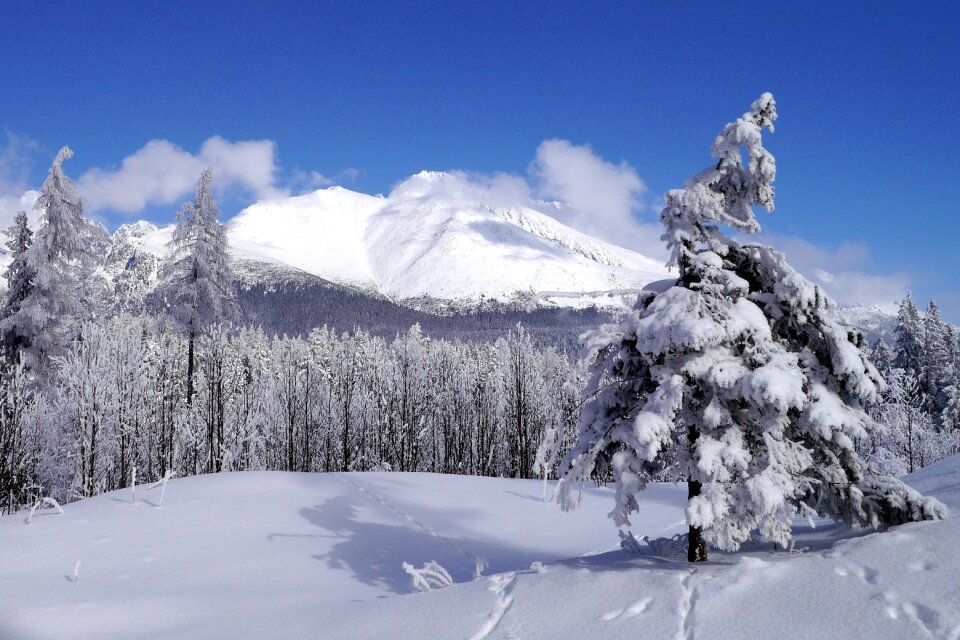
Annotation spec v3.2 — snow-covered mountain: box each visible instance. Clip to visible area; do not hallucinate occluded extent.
[114,171,671,311]
[0,172,913,341]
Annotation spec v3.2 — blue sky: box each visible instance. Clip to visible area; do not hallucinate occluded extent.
[1,1,958,319]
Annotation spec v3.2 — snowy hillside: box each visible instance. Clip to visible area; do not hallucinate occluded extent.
[115,172,671,309]
[2,462,958,640]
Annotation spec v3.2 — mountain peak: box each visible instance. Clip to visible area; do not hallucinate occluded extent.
[124,179,673,309]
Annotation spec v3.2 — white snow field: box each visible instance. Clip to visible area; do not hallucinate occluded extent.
[1,461,959,640]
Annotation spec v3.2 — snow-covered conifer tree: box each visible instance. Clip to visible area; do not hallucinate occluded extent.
[895,294,924,378]
[943,383,960,433]
[158,169,236,405]
[557,94,946,562]
[922,300,949,418]
[0,211,35,359]
[1,148,92,372]
[942,324,960,432]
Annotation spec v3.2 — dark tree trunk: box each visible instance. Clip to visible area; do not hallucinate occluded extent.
[186,327,195,407]
[678,248,708,563]
[687,423,708,563]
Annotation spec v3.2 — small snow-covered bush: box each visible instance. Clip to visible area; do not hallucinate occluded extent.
[146,470,175,506]
[402,560,453,593]
[644,534,689,561]
[619,529,644,554]
[25,496,63,524]
[474,557,488,579]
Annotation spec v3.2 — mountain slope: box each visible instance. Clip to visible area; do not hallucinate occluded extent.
[119,172,671,309]
[359,172,669,304]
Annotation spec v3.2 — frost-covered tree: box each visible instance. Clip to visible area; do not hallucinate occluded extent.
[941,323,960,433]
[943,383,960,433]
[557,94,946,562]
[922,300,950,418]
[871,367,929,475]
[0,211,35,360]
[54,322,118,498]
[0,357,38,512]
[501,324,547,479]
[895,294,924,379]
[1,148,92,372]
[158,169,236,405]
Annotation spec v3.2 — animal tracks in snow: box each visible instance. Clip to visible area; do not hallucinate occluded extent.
[833,559,950,639]
[340,476,480,566]
[469,572,517,640]
[833,562,878,585]
[601,596,654,621]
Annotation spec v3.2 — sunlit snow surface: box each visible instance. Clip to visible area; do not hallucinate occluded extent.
[1,461,958,639]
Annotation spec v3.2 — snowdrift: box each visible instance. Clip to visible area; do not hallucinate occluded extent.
[1,460,957,639]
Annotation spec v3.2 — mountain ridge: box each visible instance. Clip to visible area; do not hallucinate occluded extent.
[113,172,672,310]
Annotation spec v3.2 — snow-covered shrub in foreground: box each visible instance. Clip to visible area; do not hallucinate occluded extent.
[618,529,643,553]
[25,496,63,524]
[402,560,453,593]
[643,534,689,560]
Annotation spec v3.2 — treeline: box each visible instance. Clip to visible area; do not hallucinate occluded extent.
[863,294,960,474]
[0,147,583,512]
[1,145,958,516]
[0,317,582,510]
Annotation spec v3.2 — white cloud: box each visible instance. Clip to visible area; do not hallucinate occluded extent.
[529,139,666,259]
[760,234,910,307]
[0,133,43,228]
[77,136,287,214]
[0,191,40,229]
[289,167,362,193]
[390,169,533,210]
[386,142,668,262]
[531,139,645,220]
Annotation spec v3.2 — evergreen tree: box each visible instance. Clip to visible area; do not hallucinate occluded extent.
[942,383,960,433]
[895,294,924,378]
[158,169,236,406]
[557,94,945,563]
[922,300,949,418]
[869,339,895,381]
[942,325,960,432]
[2,148,91,372]
[0,211,35,359]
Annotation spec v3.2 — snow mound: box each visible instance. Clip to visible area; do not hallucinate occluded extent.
[0,472,682,639]
[2,460,959,639]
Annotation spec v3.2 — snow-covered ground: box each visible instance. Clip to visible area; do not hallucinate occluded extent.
[2,461,958,639]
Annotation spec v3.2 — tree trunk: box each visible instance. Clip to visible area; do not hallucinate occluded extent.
[908,411,915,474]
[186,327,195,407]
[687,423,708,563]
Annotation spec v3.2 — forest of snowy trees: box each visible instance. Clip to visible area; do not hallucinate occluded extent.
[0,148,585,510]
[0,140,957,518]
[0,315,582,509]
[866,295,960,474]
